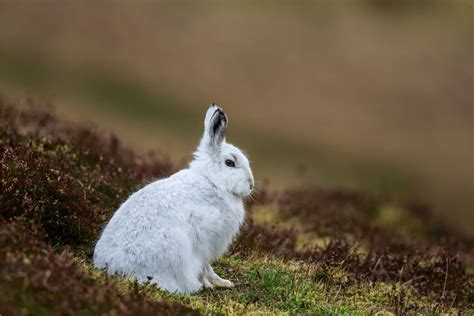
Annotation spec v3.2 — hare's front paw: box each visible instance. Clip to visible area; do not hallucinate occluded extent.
[203,264,234,288]
[212,278,234,288]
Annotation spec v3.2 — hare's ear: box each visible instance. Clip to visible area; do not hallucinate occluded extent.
[201,103,228,150]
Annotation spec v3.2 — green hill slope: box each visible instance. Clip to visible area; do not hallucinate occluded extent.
[1,99,472,315]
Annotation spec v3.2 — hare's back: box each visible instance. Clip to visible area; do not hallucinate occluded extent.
[116,169,208,219]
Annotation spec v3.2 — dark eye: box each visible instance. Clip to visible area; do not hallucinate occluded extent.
[225,159,236,168]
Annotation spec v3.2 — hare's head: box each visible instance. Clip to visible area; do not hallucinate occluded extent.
[190,104,254,198]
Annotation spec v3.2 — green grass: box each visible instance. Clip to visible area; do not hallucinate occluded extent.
[84,255,459,315]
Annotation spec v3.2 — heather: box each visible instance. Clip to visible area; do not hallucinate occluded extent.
[1,100,472,314]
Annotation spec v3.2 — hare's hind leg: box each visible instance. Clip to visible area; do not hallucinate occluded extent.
[203,264,233,288]
[154,265,202,294]
[151,230,203,294]
[175,265,202,294]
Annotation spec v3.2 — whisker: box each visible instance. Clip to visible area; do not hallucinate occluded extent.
[251,187,261,194]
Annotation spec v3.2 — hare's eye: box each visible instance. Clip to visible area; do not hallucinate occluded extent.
[225,159,236,168]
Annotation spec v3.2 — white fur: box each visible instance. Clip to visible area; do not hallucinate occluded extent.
[93,104,254,294]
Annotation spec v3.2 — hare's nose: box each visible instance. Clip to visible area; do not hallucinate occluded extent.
[249,183,254,190]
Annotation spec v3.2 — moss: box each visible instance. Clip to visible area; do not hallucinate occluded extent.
[252,204,331,251]
[371,204,428,242]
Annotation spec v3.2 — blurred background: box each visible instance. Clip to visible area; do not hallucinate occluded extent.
[0,1,472,235]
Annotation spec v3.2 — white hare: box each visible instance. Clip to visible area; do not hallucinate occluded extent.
[93,104,254,294]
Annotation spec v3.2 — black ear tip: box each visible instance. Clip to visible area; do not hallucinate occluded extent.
[210,102,216,107]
